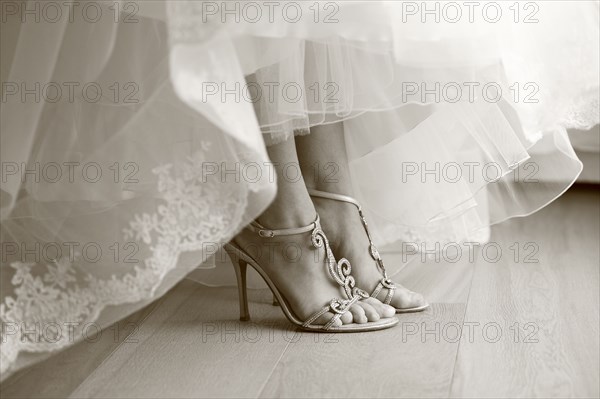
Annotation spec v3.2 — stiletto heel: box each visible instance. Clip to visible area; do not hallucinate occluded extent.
[224,214,398,332]
[309,189,429,313]
[232,259,250,321]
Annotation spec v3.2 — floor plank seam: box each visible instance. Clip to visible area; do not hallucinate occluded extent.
[446,254,478,398]
[255,337,292,398]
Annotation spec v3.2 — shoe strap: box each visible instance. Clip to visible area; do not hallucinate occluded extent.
[302,296,360,330]
[308,189,391,281]
[246,215,320,238]
[308,189,361,210]
[371,278,396,305]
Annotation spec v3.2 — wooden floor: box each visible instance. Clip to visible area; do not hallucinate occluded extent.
[1,186,598,398]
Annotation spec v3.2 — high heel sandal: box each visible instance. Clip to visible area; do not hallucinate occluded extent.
[223,214,399,332]
[308,189,430,313]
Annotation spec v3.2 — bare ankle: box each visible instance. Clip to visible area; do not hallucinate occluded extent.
[259,189,316,229]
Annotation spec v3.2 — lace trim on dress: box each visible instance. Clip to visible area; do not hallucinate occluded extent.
[0,142,247,377]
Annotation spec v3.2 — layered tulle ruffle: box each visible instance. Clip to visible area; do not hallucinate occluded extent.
[228,0,598,247]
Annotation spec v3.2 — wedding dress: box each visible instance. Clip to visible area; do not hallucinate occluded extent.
[1,0,597,380]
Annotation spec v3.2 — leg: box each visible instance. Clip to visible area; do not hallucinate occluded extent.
[296,122,427,310]
[255,136,316,229]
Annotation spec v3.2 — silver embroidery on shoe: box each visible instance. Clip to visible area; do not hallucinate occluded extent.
[311,219,369,301]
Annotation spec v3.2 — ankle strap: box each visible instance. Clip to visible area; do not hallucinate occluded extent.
[308,189,361,210]
[247,215,320,238]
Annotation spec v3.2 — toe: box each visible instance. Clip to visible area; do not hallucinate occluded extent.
[340,311,353,325]
[412,291,427,306]
[349,304,368,324]
[358,301,380,322]
[392,286,427,310]
[364,297,396,318]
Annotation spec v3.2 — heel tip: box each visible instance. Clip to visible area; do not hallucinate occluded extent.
[239,316,250,322]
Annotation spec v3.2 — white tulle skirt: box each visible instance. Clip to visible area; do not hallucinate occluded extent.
[1,0,598,379]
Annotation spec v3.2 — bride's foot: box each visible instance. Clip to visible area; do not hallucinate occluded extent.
[241,135,395,329]
[294,121,426,311]
[311,193,428,311]
[232,209,396,327]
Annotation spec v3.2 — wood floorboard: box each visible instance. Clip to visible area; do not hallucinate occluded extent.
[69,281,289,399]
[450,188,600,398]
[259,303,466,399]
[0,299,162,399]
